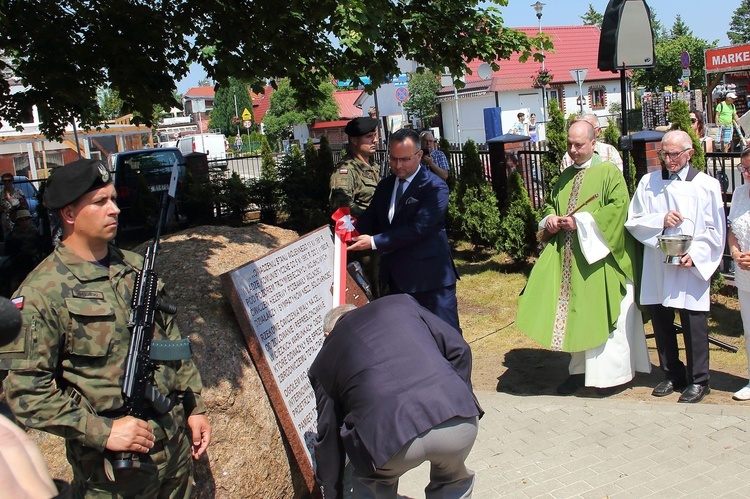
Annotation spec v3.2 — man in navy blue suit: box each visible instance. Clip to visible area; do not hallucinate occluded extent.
[347,129,461,331]
[309,295,482,499]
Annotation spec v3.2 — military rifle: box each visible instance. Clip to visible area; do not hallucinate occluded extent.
[109,163,180,478]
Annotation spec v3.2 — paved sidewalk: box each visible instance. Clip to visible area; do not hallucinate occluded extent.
[398,391,750,498]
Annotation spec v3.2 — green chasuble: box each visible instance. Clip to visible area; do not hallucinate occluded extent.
[516,158,636,352]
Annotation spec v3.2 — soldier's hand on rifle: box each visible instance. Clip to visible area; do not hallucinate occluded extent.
[187,414,212,459]
[105,416,155,454]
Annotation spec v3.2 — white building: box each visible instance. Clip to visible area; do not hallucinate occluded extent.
[437,26,629,146]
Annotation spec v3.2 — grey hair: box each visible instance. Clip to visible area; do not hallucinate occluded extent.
[662,129,693,150]
[324,304,357,334]
[581,113,601,128]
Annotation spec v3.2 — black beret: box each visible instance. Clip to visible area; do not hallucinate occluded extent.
[45,159,112,210]
[344,117,378,137]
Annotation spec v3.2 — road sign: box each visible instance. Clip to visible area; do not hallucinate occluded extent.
[569,68,589,85]
[395,87,409,102]
[243,120,252,128]
[682,69,691,77]
[241,108,252,121]
[681,50,691,69]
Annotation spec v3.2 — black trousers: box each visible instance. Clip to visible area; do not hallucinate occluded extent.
[650,305,710,385]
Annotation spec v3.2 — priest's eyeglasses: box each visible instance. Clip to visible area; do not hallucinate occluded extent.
[739,166,750,174]
[658,148,691,161]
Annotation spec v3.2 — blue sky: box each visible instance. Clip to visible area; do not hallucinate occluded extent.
[176,0,735,93]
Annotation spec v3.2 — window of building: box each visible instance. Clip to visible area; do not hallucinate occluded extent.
[548,86,566,115]
[589,85,607,110]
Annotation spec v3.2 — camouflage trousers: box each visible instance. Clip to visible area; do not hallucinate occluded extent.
[67,428,193,499]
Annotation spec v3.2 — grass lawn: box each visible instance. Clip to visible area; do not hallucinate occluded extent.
[453,242,750,403]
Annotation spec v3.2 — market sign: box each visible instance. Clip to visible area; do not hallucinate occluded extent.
[705,43,750,74]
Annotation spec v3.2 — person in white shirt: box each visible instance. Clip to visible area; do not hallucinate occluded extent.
[625,130,725,404]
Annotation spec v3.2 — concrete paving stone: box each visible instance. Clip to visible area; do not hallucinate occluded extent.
[707,415,747,430]
[678,460,720,480]
[549,480,595,498]
[522,463,575,484]
[595,432,642,450]
[581,467,632,489]
[614,456,661,476]
[498,476,553,496]
[646,486,687,498]
[698,458,747,479]
[671,473,716,495]
[559,454,604,474]
[520,437,564,455]
[591,455,630,474]
[612,484,671,498]
[513,480,566,498]
[611,468,659,491]
[471,489,503,499]
[569,430,614,449]
[618,445,663,465]
[709,425,750,445]
[718,489,750,499]
[580,483,624,499]
[552,468,596,487]
[730,483,750,496]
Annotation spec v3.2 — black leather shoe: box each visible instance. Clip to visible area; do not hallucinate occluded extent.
[678,383,710,403]
[652,379,687,397]
[556,374,585,395]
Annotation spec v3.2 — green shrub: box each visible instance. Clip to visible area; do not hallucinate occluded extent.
[459,183,502,248]
[279,144,328,233]
[458,139,484,189]
[447,139,502,248]
[319,135,334,174]
[249,135,282,224]
[602,118,620,148]
[181,171,216,223]
[221,172,252,221]
[541,98,566,203]
[668,100,704,172]
[497,170,539,261]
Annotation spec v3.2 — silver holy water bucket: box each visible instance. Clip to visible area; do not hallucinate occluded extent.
[656,217,694,265]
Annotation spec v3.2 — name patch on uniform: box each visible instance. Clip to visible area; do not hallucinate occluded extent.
[11,296,23,309]
[72,290,105,300]
[338,169,348,174]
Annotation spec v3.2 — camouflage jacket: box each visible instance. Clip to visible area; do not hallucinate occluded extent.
[329,153,380,218]
[1,244,206,451]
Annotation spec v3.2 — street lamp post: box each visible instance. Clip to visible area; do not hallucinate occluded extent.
[232,87,240,136]
[532,2,546,124]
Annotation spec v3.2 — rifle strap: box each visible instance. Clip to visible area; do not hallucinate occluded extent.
[150,339,192,361]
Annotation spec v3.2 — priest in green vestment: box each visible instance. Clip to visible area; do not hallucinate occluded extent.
[516,120,650,394]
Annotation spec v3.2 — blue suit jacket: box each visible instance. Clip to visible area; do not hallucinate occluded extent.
[356,168,458,293]
[308,295,482,499]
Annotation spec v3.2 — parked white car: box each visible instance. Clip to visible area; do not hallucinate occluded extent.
[176,133,228,166]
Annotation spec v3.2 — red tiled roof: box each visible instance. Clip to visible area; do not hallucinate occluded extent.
[442,26,618,95]
[251,85,275,123]
[311,119,350,130]
[333,90,365,119]
[184,86,215,98]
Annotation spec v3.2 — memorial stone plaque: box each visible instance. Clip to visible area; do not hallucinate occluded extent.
[223,226,366,495]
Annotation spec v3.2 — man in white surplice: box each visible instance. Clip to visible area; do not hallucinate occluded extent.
[625,130,725,404]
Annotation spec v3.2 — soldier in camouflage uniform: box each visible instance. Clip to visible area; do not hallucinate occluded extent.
[0,159,211,498]
[330,117,382,297]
